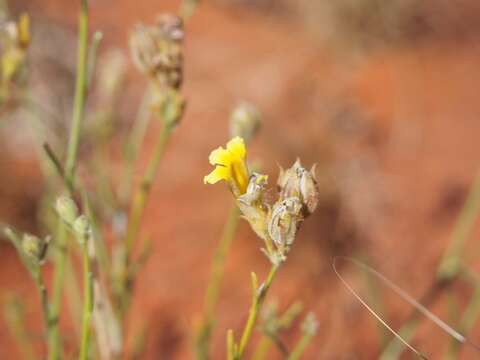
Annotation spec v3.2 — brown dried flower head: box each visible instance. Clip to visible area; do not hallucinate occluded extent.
[129,14,183,89]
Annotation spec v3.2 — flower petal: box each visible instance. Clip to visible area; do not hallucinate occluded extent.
[226,136,246,159]
[203,165,230,184]
[209,146,230,166]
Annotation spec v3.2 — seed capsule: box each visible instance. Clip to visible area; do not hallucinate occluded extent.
[267,197,303,246]
[277,159,319,216]
[237,173,269,240]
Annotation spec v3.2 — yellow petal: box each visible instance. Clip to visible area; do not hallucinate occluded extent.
[209,146,231,166]
[204,165,229,184]
[226,136,246,159]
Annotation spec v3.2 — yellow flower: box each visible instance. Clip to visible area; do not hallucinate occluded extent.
[204,136,249,196]
[18,14,31,48]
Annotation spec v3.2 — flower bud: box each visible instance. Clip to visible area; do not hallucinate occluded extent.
[22,233,48,263]
[229,102,261,143]
[73,215,91,239]
[277,159,319,216]
[55,196,79,225]
[267,197,303,246]
[301,312,319,336]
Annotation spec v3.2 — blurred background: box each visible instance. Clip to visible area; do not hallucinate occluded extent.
[3,0,480,358]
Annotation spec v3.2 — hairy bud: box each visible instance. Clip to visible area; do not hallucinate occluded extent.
[55,196,79,225]
[229,102,261,143]
[22,233,49,263]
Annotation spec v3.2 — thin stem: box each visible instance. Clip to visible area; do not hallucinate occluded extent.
[33,268,52,341]
[124,121,173,253]
[438,172,480,280]
[287,333,314,360]
[118,121,174,314]
[379,172,480,359]
[49,1,89,358]
[251,336,271,360]
[64,0,89,188]
[120,86,153,204]
[195,205,240,360]
[79,239,94,360]
[236,263,280,359]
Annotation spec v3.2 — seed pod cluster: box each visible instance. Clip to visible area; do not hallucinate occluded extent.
[129,14,183,89]
[235,159,319,261]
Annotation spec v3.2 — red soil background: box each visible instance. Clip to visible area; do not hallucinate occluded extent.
[3,0,480,358]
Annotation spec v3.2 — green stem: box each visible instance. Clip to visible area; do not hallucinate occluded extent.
[33,268,52,340]
[437,172,480,281]
[236,263,280,359]
[251,336,271,360]
[195,205,240,360]
[120,86,153,204]
[79,240,94,360]
[49,1,89,358]
[380,172,480,359]
[118,121,174,314]
[64,0,89,188]
[287,333,314,360]
[124,121,173,253]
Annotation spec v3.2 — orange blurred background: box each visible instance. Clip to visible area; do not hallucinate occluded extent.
[3,0,480,358]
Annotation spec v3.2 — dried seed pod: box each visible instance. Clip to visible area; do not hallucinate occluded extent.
[129,14,183,89]
[277,159,319,216]
[267,197,303,246]
[237,173,269,240]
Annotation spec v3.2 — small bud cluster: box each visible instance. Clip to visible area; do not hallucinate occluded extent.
[55,196,92,244]
[3,227,50,267]
[237,159,319,263]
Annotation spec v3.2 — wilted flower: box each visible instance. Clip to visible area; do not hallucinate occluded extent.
[229,102,261,143]
[204,137,249,197]
[129,14,183,89]
[278,159,319,216]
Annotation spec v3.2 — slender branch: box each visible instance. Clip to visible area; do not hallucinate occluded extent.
[64,0,89,188]
[195,204,240,360]
[49,1,89,358]
[236,264,280,359]
[79,239,94,360]
[118,119,175,315]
